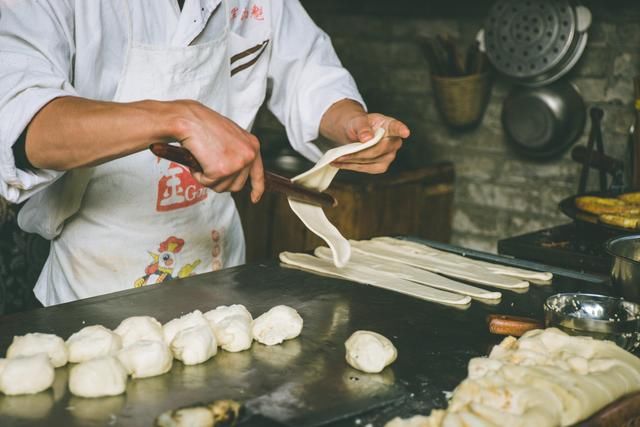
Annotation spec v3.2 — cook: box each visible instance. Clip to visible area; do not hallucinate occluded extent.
[0,0,410,306]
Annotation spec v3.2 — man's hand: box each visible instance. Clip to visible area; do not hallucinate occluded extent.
[172,101,265,203]
[24,97,265,203]
[320,99,410,174]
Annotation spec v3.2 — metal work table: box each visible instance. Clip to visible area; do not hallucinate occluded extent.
[0,239,609,426]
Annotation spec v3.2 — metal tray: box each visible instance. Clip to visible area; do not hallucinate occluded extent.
[0,240,610,427]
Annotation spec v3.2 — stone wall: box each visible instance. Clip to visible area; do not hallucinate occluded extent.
[253,0,640,252]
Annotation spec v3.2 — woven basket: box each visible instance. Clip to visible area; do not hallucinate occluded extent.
[431,73,492,128]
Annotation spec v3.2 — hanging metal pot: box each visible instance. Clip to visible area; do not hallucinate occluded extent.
[479,0,592,86]
[502,80,586,159]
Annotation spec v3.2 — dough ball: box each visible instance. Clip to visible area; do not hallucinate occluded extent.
[251,305,303,346]
[117,340,173,379]
[69,356,127,398]
[345,330,397,374]
[163,310,209,345]
[6,333,68,368]
[66,325,122,363]
[204,304,253,325]
[0,354,55,395]
[212,315,253,353]
[114,316,163,348]
[170,325,217,365]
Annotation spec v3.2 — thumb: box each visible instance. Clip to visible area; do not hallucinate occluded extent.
[386,119,411,138]
[347,115,375,143]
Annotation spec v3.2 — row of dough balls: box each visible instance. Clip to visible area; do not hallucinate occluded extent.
[0,305,303,397]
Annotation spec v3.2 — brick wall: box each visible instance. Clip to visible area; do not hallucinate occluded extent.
[253,0,640,252]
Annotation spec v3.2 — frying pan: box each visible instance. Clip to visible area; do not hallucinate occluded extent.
[558,192,637,235]
[502,80,586,159]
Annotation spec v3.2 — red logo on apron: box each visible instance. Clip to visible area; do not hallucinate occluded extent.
[156,162,208,212]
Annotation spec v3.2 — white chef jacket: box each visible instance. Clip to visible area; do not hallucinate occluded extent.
[0,0,365,204]
[0,0,362,305]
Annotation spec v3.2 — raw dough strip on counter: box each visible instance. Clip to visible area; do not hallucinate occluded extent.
[314,247,502,300]
[373,237,553,284]
[288,128,386,268]
[350,240,529,291]
[279,252,471,307]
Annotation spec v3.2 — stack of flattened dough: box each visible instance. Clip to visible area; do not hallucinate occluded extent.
[280,237,553,308]
[0,304,304,399]
[385,328,640,427]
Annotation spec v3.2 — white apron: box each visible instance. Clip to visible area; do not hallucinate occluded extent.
[28,0,271,305]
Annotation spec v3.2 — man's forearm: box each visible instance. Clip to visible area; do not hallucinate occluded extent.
[24,96,185,170]
[319,98,368,146]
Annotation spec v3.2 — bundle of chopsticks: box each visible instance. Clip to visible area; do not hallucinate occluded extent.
[420,35,489,77]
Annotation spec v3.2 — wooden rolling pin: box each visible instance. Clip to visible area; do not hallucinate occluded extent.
[149,143,338,209]
[486,314,544,337]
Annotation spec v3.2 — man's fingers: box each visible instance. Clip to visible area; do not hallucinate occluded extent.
[333,137,403,163]
[334,159,392,174]
[229,168,250,192]
[386,119,411,138]
[249,151,265,203]
[210,175,238,193]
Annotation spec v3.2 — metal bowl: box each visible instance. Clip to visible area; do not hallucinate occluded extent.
[606,235,640,303]
[544,293,640,351]
[502,80,586,159]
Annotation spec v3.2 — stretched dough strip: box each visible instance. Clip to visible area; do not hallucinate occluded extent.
[350,240,529,291]
[289,128,386,267]
[373,237,553,284]
[279,252,471,307]
[314,247,501,300]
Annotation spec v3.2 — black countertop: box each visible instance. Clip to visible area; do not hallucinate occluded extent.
[0,239,610,427]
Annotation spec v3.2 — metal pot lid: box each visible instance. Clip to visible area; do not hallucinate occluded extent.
[484,0,578,80]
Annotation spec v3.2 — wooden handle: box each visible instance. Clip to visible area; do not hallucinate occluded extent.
[149,143,338,208]
[571,146,623,176]
[486,314,543,337]
[574,391,640,427]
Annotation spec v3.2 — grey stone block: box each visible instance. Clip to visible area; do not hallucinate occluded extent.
[573,78,607,103]
[570,47,611,78]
